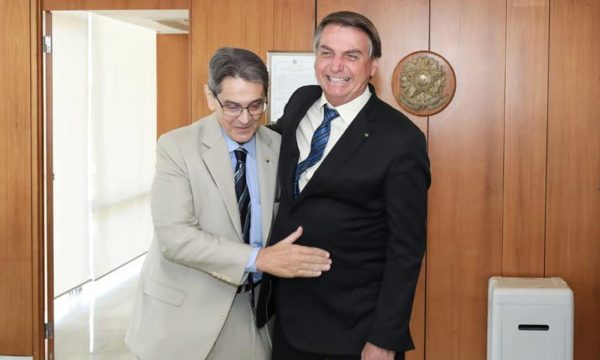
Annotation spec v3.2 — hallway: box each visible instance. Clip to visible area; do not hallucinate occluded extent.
[54,257,142,359]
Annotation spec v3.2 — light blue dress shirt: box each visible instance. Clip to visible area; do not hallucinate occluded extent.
[222,130,263,280]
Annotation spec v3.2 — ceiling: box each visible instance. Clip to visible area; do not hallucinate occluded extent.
[89,10,188,34]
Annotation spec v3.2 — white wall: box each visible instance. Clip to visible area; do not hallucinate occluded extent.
[89,14,156,278]
[53,12,91,296]
[53,12,156,294]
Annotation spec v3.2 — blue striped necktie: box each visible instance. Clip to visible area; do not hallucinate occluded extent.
[234,147,250,244]
[234,147,256,310]
[294,105,339,197]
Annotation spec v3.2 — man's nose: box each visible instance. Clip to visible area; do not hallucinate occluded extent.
[237,109,252,124]
[330,56,344,72]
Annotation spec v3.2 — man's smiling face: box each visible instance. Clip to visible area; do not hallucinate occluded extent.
[314,24,379,107]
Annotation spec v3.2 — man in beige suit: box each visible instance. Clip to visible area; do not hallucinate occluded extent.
[125,48,331,360]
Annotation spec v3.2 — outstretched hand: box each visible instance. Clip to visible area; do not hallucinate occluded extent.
[256,226,331,278]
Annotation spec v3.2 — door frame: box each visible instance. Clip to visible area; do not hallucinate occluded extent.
[38,1,190,359]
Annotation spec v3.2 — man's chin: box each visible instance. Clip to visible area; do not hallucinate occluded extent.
[232,131,255,144]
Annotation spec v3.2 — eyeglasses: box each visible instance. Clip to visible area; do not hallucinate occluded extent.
[212,91,267,118]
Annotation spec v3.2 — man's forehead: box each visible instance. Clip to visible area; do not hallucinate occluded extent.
[319,25,370,48]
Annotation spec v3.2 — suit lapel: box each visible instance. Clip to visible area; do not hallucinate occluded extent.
[298,109,372,200]
[296,89,377,201]
[281,88,323,205]
[255,128,278,245]
[199,115,243,240]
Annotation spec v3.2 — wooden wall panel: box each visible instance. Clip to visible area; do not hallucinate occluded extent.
[191,0,272,119]
[34,6,45,360]
[547,0,600,358]
[427,0,506,359]
[0,0,34,355]
[503,0,548,276]
[157,34,191,137]
[43,0,188,10]
[273,0,315,51]
[190,0,314,120]
[315,1,430,358]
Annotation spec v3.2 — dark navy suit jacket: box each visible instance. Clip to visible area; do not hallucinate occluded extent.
[257,84,430,355]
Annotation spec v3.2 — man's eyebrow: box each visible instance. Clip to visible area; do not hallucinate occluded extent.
[222,98,265,105]
[344,49,363,56]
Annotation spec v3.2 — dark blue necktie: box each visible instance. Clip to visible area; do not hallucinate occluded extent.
[294,105,339,197]
[234,148,250,244]
[234,147,256,310]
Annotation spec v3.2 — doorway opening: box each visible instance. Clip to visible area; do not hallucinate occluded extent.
[45,9,188,359]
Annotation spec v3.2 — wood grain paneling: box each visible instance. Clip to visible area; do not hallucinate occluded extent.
[273,0,315,51]
[547,0,600,358]
[191,0,272,119]
[0,0,34,355]
[43,0,188,10]
[157,34,190,137]
[427,0,506,359]
[503,0,548,276]
[191,0,314,120]
[315,2,430,358]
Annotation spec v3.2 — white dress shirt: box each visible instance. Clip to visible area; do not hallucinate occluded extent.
[295,87,372,192]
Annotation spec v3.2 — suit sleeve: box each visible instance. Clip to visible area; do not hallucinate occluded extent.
[367,132,431,351]
[151,135,253,286]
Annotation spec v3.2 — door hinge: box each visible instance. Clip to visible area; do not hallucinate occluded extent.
[43,35,52,54]
[44,322,54,339]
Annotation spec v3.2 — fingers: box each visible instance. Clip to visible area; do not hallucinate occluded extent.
[278,227,330,258]
[295,269,323,277]
[296,245,330,258]
[300,253,332,266]
[280,226,303,244]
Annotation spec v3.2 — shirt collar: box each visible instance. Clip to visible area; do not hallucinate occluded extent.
[318,86,372,125]
[221,128,257,158]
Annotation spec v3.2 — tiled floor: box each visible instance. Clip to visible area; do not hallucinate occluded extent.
[54,257,143,360]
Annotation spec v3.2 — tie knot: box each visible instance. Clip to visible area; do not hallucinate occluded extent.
[323,105,339,123]
[234,147,247,162]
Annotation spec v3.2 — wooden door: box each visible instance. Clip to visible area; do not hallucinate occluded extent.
[0,0,43,357]
[43,11,55,360]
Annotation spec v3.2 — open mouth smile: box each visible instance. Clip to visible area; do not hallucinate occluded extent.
[327,75,350,83]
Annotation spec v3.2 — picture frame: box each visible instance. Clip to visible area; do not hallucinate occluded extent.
[267,51,317,123]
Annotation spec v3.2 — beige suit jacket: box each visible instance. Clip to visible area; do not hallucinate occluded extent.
[125,113,280,360]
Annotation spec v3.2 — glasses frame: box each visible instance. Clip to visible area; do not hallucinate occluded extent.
[211,90,267,119]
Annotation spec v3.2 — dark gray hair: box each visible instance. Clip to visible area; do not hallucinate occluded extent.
[313,11,382,59]
[207,47,269,95]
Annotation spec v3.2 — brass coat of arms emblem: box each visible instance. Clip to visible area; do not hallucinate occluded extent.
[392,51,456,116]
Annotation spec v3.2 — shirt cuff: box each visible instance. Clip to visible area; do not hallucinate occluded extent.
[245,247,261,273]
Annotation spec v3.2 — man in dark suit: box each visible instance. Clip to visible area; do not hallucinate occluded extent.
[257,11,431,360]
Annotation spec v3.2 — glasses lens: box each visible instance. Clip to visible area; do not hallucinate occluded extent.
[248,102,266,115]
[223,105,243,117]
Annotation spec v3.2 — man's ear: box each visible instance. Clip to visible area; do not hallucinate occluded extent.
[204,84,216,111]
[370,58,379,78]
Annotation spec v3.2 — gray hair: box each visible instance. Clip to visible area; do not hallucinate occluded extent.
[207,47,269,95]
[313,11,382,59]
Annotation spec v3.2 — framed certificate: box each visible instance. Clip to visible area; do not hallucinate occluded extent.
[267,51,318,123]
